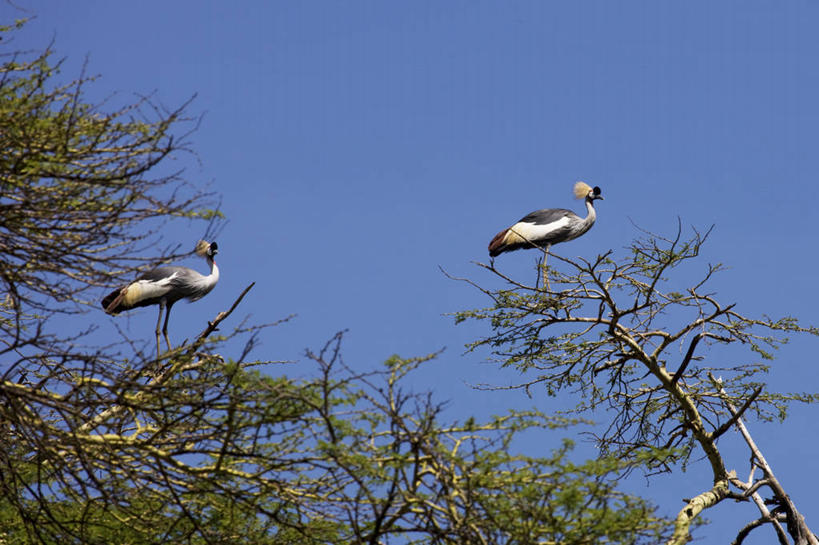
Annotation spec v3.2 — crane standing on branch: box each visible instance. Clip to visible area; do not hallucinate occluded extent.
[488,181,603,288]
[102,240,220,357]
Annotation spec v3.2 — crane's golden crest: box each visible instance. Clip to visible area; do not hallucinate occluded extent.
[194,240,211,257]
[573,181,593,199]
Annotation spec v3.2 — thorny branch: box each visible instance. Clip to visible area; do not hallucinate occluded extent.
[73,282,255,436]
[454,222,819,544]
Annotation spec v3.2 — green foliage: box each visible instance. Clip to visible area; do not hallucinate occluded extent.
[0,329,670,544]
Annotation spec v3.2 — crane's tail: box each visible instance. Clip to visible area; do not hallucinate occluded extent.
[101,287,127,315]
[488,228,510,257]
[489,226,535,257]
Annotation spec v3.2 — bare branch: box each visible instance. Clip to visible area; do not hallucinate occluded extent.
[732,513,789,545]
[711,385,763,441]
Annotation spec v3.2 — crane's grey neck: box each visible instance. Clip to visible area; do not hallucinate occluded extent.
[585,196,598,222]
[203,256,220,289]
[574,197,597,237]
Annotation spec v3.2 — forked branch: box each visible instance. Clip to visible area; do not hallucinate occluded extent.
[713,374,818,545]
[75,282,255,435]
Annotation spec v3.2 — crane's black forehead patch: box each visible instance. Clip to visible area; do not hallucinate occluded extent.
[210,242,218,251]
[593,186,602,195]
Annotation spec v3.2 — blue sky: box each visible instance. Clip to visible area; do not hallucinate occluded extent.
[10,2,819,542]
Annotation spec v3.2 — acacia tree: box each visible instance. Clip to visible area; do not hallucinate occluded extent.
[454,223,819,544]
[0,23,670,545]
[1,308,670,544]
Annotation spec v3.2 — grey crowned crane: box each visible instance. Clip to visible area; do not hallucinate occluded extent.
[488,181,603,287]
[102,240,220,357]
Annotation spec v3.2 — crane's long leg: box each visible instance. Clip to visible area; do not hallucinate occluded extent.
[541,244,551,291]
[155,300,166,359]
[162,302,174,352]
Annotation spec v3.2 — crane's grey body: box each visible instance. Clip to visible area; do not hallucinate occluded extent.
[102,241,219,356]
[506,207,592,250]
[113,265,218,311]
[488,184,603,258]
